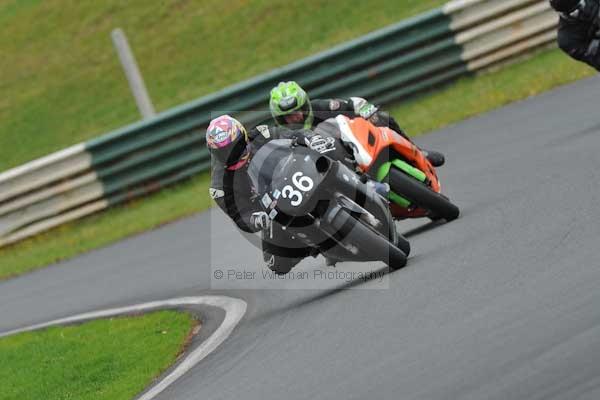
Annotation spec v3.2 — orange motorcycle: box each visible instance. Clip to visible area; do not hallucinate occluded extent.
[319,115,459,221]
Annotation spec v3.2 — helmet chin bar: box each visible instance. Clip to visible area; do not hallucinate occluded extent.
[226,156,249,171]
[210,135,249,167]
[225,142,250,168]
[283,111,305,124]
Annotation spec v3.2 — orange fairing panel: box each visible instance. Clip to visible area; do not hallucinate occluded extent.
[344,117,440,193]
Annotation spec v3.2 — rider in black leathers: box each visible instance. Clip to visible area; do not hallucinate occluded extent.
[207,115,328,275]
[550,0,600,70]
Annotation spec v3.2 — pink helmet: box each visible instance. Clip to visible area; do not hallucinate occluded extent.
[206,115,249,169]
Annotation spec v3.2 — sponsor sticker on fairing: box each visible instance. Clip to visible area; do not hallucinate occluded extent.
[261,193,272,208]
[256,125,271,138]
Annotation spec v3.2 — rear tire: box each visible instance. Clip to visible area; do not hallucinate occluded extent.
[388,168,459,222]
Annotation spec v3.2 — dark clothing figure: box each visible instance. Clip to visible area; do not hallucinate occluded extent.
[209,124,313,274]
[310,97,410,141]
[309,97,444,167]
[555,0,600,70]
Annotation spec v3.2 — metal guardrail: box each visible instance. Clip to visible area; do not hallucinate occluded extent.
[0,0,557,247]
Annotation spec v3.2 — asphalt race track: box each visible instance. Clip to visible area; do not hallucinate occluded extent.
[2,76,600,400]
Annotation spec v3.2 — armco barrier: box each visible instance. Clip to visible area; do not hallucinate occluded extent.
[0,0,557,247]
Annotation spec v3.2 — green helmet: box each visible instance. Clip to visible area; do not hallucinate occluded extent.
[269,81,314,129]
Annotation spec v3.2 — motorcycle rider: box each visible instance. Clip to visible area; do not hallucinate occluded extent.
[207,114,329,274]
[268,81,446,167]
[549,0,600,70]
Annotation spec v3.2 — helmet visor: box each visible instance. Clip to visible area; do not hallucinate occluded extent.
[275,100,312,127]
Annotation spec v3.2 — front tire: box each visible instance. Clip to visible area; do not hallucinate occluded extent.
[334,209,408,270]
[388,168,459,222]
[394,233,411,257]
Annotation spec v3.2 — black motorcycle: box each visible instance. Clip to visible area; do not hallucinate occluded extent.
[247,138,410,272]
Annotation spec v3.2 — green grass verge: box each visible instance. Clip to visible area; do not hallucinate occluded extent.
[0,0,444,172]
[0,310,196,400]
[0,48,595,281]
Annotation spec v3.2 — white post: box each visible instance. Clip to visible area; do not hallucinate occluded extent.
[111,28,156,119]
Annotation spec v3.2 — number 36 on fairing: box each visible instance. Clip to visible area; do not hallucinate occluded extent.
[281,172,314,207]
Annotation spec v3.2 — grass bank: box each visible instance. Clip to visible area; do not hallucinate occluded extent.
[0,47,594,281]
[0,310,196,400]
[0,0,444,172]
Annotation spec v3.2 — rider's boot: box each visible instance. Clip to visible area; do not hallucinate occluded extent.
[388,119,445,168]
[421,149,445,167]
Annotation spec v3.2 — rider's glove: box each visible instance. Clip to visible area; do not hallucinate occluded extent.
[250,211,271,231]
[306,134,336,154]
[350,97,379,119]
[367,113,380,125]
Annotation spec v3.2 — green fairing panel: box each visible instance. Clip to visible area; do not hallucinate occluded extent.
[376,159,427,182]
[389,191,411,208]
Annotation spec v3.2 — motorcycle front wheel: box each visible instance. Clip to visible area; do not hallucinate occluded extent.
[331,208,408,270]
[388,168,460,222]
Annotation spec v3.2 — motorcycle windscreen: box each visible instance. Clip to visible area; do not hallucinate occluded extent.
[247,139,295,196]
[247,139,326,217]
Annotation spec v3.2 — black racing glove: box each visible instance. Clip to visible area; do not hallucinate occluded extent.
[292,130,335,154]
